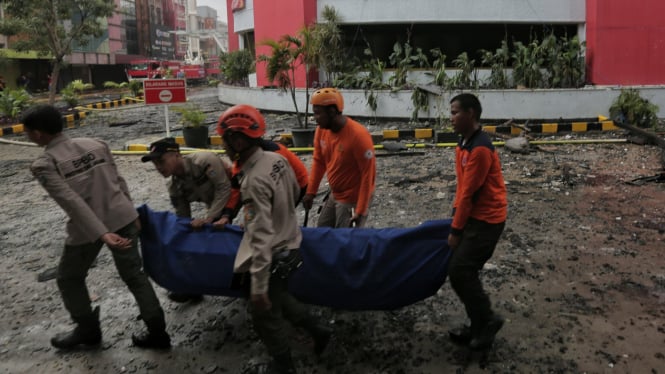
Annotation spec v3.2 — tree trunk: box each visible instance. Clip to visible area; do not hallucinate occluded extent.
[289,66,302,127]
[304,64,310,129]
[48,60,62,106]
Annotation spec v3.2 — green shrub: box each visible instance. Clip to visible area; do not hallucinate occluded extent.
[128,80,143,97]
[511,40,544,88]
[479,39,510,89]
[609,89,659,128]
[103,81,127,89]
[0,88,33,123]
[60,80,94,108]
[220,49,255,85]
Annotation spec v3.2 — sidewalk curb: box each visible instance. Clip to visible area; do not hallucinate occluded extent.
[122,119,620,151]
[0,97,142,135]
[2,113,618,140]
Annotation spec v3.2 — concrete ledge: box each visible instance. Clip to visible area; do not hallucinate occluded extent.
[124,119,621,151]
[218,84,665,120]
[1,98,141,135]
[483,120,618,134]
[80,97,136,110]
[383,129,434,140]
[128,135,224,150]
[126,144,150,152]
[0,124,24,136]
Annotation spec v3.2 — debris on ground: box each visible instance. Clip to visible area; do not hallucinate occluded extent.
[0,87,664,373]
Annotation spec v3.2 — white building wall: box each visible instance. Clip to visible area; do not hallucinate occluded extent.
[317,0,585,24]
[233,0,254,33]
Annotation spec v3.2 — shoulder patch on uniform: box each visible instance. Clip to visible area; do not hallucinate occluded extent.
[243,201,256,223]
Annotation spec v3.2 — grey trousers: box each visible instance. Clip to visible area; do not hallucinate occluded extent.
[317,194,369,228]
[249,273,314,356]
[57,221,164,325]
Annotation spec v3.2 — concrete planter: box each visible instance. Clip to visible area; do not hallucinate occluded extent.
[291,127,316,147]
[183,126,209,149]
[218,84,665,121]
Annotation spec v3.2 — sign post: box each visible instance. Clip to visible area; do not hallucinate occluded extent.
[143,79,187,137]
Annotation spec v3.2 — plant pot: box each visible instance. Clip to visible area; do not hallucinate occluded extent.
[291,127,316,148]
[183,126,209,148]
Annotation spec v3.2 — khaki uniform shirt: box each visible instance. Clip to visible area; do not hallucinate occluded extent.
[30,135,137,245]
[168,152,231,220]
[234,149,302,295]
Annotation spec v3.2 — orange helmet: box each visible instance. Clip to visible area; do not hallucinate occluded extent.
[216,104,266,138]
[310,87,344,112]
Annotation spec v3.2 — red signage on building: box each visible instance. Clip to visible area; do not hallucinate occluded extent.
[143,79,187,105]
[232,0,245,11]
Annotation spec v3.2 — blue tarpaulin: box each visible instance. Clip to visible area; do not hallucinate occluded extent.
[138,205,452,310]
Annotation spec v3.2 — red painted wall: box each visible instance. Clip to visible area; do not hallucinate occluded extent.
[230,0,665,86]
[253,0,317,87]
[226,0,239,51]
[226,0,316,87]
[586,0,665,85]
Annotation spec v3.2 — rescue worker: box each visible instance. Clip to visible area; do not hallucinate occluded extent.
[22,104,171,350]
[141,137,232,302]
[212,110,309,228]
[302,88,376,228]
[218,104,331,374]
[446,93,507,350]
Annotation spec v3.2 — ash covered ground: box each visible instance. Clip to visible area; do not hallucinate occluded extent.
[0,87,664,373]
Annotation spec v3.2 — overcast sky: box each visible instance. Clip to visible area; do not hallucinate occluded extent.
[197,0,228,22]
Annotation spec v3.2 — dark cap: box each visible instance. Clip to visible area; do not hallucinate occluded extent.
[141,138,180,162]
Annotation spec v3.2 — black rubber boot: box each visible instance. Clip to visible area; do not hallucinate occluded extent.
[132,330,171,349]
[51,306,102,350]
[300,318,332,355]
[167,292,204,303]
[266,350,297,374]
[469,314,504,350]
[131,310,171,349]
[448,324,472,346]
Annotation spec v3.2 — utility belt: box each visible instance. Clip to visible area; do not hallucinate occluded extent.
[271,249,302,279]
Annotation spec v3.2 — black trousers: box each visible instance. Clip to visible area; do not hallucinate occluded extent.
[447,218,505,329]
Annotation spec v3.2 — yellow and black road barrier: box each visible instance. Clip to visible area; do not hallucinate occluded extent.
[0,97,143,134]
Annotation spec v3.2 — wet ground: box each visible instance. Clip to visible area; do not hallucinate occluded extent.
[0,87,664,373]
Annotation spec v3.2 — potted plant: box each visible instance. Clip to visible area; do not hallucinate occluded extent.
[258,25,319,147]
[172,105,209,148]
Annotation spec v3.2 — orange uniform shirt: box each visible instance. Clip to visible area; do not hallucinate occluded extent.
[451,129,507,235]
[307,118,376,216]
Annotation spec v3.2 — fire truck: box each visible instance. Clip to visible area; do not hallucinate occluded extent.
[125,57,218,83]
[125,1,224,83]
[204,56,221,77]
[126,59,200,80]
